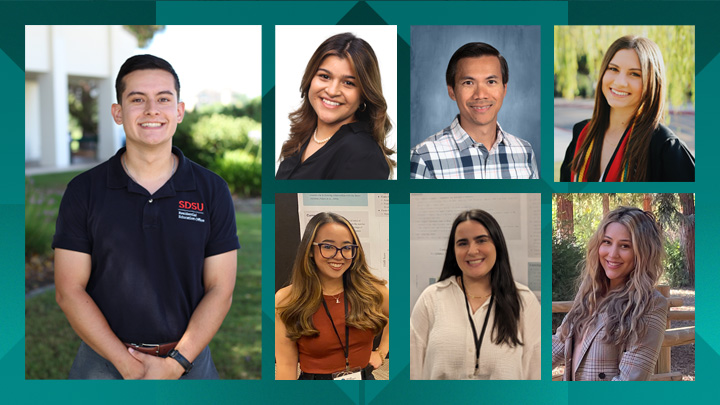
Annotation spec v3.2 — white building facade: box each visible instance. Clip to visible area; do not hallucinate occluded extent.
[25,25,137,169]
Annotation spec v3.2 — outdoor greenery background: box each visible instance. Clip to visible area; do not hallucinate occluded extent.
[554,25,695,108]
[66,26,262,198]
[25,25,263,379]
[25,172,261,379]
[551,193,695,331]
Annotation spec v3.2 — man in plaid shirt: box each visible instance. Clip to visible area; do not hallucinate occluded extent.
[410,42,538,179]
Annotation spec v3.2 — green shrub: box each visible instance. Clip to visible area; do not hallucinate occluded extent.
[552,235,584,332]
[662,238,689,287]
[210,148,262,197]
[172,106,262,196]
[173,108,204,164]
[191,114,260,164]
[25,178,57,257]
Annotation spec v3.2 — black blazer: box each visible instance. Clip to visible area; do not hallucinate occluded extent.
[276,121,390,180]
[560,119,695,182]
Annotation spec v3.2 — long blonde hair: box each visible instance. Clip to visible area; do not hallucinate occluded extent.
[558,207,664,347]
[277,212,387,340]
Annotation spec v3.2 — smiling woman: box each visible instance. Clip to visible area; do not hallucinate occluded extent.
[275,212,389,380]
[560,35,694,182]
[410,209,540,380]
[552,207,668,381]
[275,32,395,180]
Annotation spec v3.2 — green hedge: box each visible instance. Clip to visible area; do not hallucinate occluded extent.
[173,99,262,197]
[210,148,262,197]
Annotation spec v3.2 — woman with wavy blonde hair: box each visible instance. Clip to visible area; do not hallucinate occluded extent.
[275,212,389,379]
[552,206,668,381]
[276,32,396,180]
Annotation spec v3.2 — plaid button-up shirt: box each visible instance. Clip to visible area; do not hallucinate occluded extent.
[410,116,538,179]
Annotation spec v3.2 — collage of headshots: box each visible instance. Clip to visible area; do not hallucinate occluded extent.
[25,21,695,388]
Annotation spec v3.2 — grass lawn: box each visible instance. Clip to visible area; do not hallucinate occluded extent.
[25,211,262,379]
[25,171,82,258]
[28,170,84,190]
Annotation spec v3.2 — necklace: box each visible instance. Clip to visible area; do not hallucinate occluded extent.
[313,128,333,144]
[325,290,344,304]
[122,153,176,185]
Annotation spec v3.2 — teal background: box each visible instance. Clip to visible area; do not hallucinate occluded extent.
[7,0,716,403]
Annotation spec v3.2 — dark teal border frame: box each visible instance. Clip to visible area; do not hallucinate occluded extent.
[8,1,717,403]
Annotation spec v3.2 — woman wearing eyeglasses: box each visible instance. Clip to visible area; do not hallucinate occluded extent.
[275,212,389,380]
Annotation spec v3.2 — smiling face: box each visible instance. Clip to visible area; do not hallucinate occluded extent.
[454,220,497,282]
[312,222,355,285]
[111,69,185,149]
[601,48,643,115]
[308,55,362,132]
[448,56,507,138]
[599,222,636,289]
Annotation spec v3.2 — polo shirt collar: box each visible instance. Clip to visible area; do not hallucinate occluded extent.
[107,146,196,195]
[451,115,507,151]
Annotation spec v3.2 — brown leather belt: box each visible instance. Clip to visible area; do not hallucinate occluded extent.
[124,341,178,357]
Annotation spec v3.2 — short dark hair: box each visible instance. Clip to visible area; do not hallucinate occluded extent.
[445,42,509,87]
[115,54,180,103]
[438,209,523,347]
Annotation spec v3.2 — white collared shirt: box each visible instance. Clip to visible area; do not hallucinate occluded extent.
[410,277,541,380]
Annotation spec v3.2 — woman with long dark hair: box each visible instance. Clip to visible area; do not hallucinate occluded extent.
[561,35,694,182]
[410,210,540,380]
[552,207,668,380]
[275,212,389,380]
[276,32,395,180]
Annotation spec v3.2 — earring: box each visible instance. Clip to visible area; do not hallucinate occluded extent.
[359,102,367,112]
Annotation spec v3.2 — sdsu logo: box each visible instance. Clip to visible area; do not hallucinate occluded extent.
[179,201,204,211]
[178,200,206,223]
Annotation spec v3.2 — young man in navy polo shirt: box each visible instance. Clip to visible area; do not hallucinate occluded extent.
[53,55,240,379]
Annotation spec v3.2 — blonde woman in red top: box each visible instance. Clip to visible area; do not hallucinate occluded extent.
[275,212,389,380]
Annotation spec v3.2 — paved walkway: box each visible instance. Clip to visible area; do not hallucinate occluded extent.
[25,162,97,176]
[554,98,695,163]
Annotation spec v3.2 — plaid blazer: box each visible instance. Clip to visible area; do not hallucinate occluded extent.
[551,290,667,381]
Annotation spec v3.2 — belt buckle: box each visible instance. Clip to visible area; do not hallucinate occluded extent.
[129,343,160,356]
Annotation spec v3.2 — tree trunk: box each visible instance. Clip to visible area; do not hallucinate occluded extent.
[556,194,574,239]
[679,194,695,285]
[644,193,652,212]
[602,194,609,216]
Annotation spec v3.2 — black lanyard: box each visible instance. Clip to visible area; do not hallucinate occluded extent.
[460,275,494,372]
[321,290,350,371]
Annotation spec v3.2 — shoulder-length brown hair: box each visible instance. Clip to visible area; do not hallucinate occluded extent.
[279,32,396,173]
[277,212,388,341]
[570,35,666,181]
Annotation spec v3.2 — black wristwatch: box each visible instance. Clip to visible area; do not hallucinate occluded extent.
[168,349,193,376]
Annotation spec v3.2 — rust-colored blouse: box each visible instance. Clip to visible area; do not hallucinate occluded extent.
[297,294,374,374]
